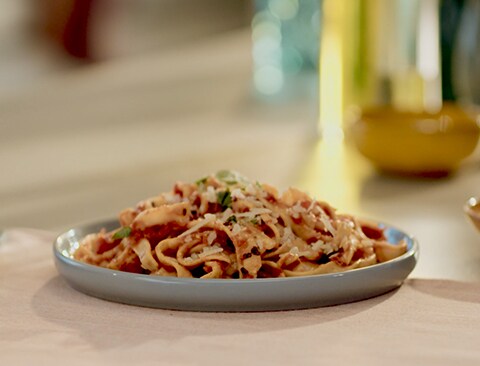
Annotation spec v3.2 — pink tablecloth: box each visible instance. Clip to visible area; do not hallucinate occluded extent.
[1,228,480,365]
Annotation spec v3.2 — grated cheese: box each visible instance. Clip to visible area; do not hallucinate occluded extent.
[198,244,223,258]
[320,214,336,234]
[231,188,245,200]
[245,184,257,195]
[232,223,242,235]
[207,231,217,245]
[205,186,217,203]
[311,239,335,255]
[179,214,216,238]
[164,192,182,204]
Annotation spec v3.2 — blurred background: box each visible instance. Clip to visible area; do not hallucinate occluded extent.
[1,0,480,238]
[2,1,479,103]
[3,0,480,132]
[0,0,251,97]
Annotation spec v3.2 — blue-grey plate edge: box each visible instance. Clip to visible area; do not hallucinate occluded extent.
[53,218,419,312]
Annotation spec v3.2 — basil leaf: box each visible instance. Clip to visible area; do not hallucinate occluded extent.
[215,170,238,185]
[226,215,237,223]
[195,176,208,186]
[217,190,232,210]
[112,226,131,240]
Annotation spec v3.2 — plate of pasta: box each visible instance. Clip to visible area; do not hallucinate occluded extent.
[54,171,418,311]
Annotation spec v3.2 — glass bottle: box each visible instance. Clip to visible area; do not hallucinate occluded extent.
[318,0,480,176]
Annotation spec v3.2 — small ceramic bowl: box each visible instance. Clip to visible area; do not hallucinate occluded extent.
[465,197,480,232]
[350,104,480,176]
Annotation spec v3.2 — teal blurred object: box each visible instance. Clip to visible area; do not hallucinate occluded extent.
[251,0,320,100]
[450,0,480,106]
[440,0,465,101]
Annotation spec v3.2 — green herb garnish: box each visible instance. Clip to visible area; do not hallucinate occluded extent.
[195,176,208,186]
[216,170,238,185]
[112,226,132,240]
[250,218,259,225]
[217,190,232,210]
[226,215,237,223]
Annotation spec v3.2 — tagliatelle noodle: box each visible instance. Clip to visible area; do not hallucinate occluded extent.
[74,171,408,279]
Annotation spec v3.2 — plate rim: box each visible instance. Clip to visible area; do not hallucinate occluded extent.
[53,218,419,311]
[54,218,419,285]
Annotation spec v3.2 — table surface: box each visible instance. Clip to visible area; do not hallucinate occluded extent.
[2,27,480,365]
[2,228,480,366]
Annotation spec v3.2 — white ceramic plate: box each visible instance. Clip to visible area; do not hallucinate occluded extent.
[53,219,418,312]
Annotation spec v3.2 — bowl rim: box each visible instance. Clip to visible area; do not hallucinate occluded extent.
[464,196,480,220]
